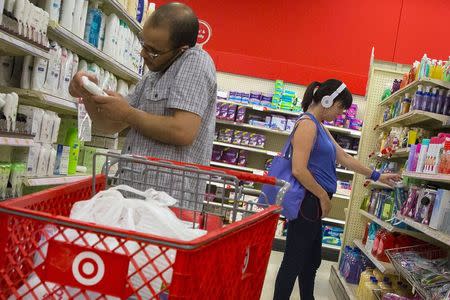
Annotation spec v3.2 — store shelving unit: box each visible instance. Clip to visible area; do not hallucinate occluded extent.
[379,78,450,107]
[0,87,78,115]
[353,240,395,274]
[396,214,450,247]
[25,174,91,187]
[274,235,342,251]
[0,29,50,59]
[377,110,450,130]
[47,21,141,83]
[329,265,357,300]
[210,161,263,174]
[373,148,410,160]
[402,171,450,184]
[101,0,143,33]
[212,141,280,156]
[323,217,347,225]
[0,133,35,147]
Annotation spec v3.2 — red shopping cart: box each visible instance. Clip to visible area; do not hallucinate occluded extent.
[0,153,290,299]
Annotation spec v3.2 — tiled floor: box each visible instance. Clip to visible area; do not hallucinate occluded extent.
[261,251,338,300]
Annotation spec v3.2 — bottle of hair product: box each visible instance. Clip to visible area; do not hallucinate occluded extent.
[30,57,48,92]
[65,127,80,175]
[43,0,61,22]
[59,0,75,30]
[103,13,119,57]
[443,58,450,82]
[84,1,102,48]
[71,0,85,37]
[20,55,34,89]
[79,0,89,38]
[43,41,62,94]
[136,0,145,23]
[97,11,106,50]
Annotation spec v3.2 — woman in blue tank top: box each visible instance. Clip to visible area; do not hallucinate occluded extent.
[274,80,401,300]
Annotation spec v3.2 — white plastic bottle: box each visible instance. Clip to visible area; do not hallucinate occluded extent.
[0,56,15,87]
[20,55,34,89]
[13,0,25,35]
[103,13,119,57]
[71,53,79,81]
[78,59,88,73]
[4,0,16,14]
[31,57,48,92]
[98,11,107,50]
[43,0,61,22]
[0,0,5,24]
[61,50,74,99]
[71,0,85,38]
[57,47,68,94]
[59,0,75,30]
[43,41,62,94]
[4,93,19,132]
[117,79,129,97]
[127,0,137,19]
[79,0,89,38]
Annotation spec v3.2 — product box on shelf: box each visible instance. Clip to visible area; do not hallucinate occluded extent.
[429,189,450,233]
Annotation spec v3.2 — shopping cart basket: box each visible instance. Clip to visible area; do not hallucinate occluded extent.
[0,153,290,299]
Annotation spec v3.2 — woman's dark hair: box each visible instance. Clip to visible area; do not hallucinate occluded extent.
[301,79,353,111]
[148,2,199,48]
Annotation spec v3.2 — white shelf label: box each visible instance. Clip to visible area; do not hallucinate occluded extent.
[253,170,265,176]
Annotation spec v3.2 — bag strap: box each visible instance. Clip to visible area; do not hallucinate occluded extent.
[282,112,319,159]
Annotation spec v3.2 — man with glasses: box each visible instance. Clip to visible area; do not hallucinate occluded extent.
[69,3,216,208]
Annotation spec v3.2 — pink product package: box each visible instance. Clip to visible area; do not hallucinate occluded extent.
[345,104,358,119]
[226,104,238,121]
[334,115,345,127]
[222,148,239,164]
[237,150,248,166]
[235,106,246,123]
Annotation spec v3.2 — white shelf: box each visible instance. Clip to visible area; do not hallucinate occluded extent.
[48,21,141,83]
[353,239,395,274]
[396,214,450,247]
[210,161,264,174]
[379,78,450,107]
[359,209,425,239]
[330,265,357,300]
[213,141,280,156]
[373,148,410,160]
[0,29,50,59]
[0,134,34,147]
[216,119,362,138]
[323,217,346,225]
[334,193,351,200]
[217,99,301,117]
[402,171,450,184]
[25,174,91,186]
[101,0,143,33]
[378,110,450,130]
[0,87,77,114]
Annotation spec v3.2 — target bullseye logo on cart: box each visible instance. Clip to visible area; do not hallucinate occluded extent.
[36,240,132,298]
[72,251,105,286]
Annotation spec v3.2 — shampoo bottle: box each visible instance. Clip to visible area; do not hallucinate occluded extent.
[416,139,430,173]
[59,0,75,30]
[79,0,89,38]
[429,87,438,113]
[97,11,106,50]
[20,55,34,89]
[64,127,80,175]
[13,0,26,36]
[436,89,446,115]
[30,57,48,92]
[71,0,85,37]
[103,13,119,56]
[43,0,61,22]
[43,41,62,94]
[421,86,431,112]
[84,1,102,48]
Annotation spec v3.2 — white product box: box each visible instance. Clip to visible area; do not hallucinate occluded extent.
[270,115,286,131]
[26,143,42,176]
[18,106,44,138]
[429,189,450,232]
[54,144,70,175]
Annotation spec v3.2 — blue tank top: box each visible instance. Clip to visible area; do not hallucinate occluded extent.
[300,112,337,193]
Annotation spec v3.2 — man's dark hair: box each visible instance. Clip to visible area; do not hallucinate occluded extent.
[148,2,199,48]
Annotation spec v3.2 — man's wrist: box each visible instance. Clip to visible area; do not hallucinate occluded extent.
[124,106,137,125]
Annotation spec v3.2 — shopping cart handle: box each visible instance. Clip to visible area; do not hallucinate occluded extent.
[142,156,280,186]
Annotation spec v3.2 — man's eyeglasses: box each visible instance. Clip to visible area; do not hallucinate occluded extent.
[138,35,174,60]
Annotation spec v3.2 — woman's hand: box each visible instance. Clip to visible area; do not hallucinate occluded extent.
[319,194,332,217]
[379,173,402,187]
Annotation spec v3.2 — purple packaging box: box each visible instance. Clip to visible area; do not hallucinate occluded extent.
[334,115,345,127]
[218,103,229,119]
[250,91,262,100]
[211,146,223,161]
[218,129,234,143]
[226,104,238,121]
[249,134,259,147]
[241,132,250,145]
[349,118,363,131]
[261,93,273,102]
[235,106,246,123]
[264,158,273,171]
[222,148,239,164]
[346,104,358,119]
[344,117,352,129]
[286,118,297,133]
[256,134,266,148]
[237,150,248,166]
[270,115,287,131]
[232,131,243,144]
[215,102,222,118]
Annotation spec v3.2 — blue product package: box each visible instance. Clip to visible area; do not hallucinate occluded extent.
[136,0,145,22]
[270,115,286,131]
[84,8,102,47]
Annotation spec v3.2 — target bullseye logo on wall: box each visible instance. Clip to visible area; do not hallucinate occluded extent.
[197,20,212,48]
[35,240,132,297]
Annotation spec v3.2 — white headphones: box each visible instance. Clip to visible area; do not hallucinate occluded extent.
[321,82,347,108]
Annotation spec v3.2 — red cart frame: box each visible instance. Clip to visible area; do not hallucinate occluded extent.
[0,153,289,299]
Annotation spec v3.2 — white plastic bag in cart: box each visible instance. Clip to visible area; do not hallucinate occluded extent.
[11,185,206,299]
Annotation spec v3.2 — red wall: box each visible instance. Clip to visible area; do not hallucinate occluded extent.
[154,1,450,95]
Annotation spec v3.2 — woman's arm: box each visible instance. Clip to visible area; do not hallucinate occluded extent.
[291,119,332,216]
[325,128,402,186]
